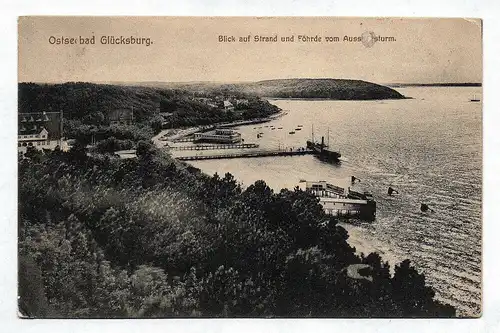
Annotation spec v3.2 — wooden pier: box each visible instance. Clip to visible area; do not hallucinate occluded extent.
[168,143,259,151]
[171,137,195,143]
[176,149,314,161]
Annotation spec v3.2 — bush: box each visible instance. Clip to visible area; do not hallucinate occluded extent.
[18,146,456,318]
[95,137,134,153]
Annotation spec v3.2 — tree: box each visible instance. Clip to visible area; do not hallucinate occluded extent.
[23,146,44,163]
[391,259,455,317]
[18,255,51,317]
[18,144,457,318]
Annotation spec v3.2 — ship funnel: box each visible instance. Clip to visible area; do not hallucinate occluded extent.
[321,136,325,151]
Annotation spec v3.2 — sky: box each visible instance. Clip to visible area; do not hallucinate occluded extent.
[18,17,482,84]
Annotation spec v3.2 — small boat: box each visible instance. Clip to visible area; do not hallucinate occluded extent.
[271,128,276,130]
[298,124,303,127]
[420,203,435,213]
[289,131,295,134]
[387,186,399,196]
[295,128,302,131]
[470,94,480,102]
[278,127,283,129]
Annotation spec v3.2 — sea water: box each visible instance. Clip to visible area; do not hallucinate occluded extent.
[189,87,482,316]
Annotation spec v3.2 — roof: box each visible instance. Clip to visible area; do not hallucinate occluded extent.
[18,127,48,136]
[18,112,61,139]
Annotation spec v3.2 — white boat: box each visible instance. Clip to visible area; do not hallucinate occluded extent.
[299,180,376,221]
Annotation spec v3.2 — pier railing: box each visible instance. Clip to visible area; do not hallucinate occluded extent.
[168,143,259,151]
[176,148,314,161]
[171,137,195,143]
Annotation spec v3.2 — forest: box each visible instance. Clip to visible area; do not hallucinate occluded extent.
[159,95,279,127]
[138,78,406,100]
[18,143,456,318]
[18,82,280,146]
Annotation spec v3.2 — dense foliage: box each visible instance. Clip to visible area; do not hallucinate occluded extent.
[160,95,279,127]
[246,79,406,99]
[149,79,406,100]
[19,83,280,147]
[64,121,154,147]
[18,145,455,318]
[19,82,166,123]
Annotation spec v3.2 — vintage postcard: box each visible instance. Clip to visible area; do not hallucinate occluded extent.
[17,17,482,318]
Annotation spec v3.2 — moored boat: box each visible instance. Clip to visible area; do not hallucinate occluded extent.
[307,126,341,162]
[470,94,480,102]
[307,137,341,162]
[299,180,376,221]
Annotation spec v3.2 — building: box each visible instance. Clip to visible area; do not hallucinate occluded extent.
[18,111,65,153]
[223,100,235,111]
[235,99,249,107]
[193,128,242,144]
[195,97,218,108]
[18,127,50,148]
[108,108,134,125]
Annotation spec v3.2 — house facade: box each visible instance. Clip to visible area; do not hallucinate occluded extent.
[18,127,50,148]
[18,111,66,153]
[223,100,235,111]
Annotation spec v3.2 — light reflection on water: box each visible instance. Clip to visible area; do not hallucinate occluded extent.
[189,87,482,317]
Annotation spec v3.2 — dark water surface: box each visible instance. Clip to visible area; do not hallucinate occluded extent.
[189,87,482,316]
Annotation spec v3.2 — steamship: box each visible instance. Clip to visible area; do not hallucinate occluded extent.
[299,180,376,221]
[306,137,341,162]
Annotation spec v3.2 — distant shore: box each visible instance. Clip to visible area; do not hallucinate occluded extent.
[264,96,410,101]
[387,83,481,87]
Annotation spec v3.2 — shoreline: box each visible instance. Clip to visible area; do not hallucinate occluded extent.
[339,222,400,274]
[154,108,398,274]
[264,96,409,101]
[152,108,286,146]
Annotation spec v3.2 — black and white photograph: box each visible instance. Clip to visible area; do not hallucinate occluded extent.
[17,16,482,319]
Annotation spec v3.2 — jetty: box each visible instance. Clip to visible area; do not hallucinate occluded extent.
[171,137,196,143]
[176,149,314,161]
[168,143,259,151]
